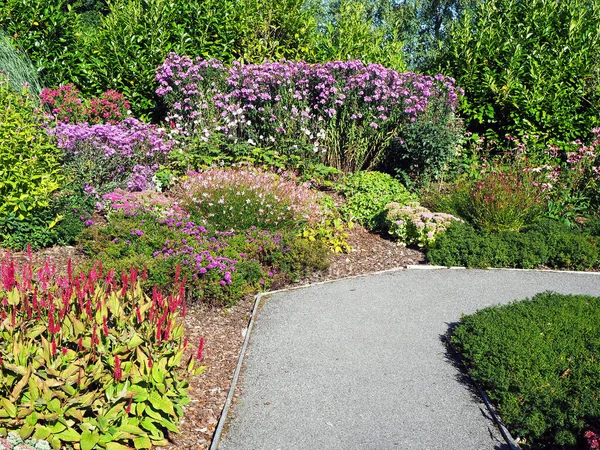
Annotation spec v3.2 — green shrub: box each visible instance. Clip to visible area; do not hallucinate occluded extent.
[433,0,600,141]
[0,0,85,91]
[338,171,416,230]
[0,254,204,450]
[383,201,461,248]
[0,74,64,249]
[428,168,548,233]
[452,292,600,448]
[308,0,405,71]
[427,220,599,270]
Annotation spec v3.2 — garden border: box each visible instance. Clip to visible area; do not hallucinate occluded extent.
[209,265,600,449]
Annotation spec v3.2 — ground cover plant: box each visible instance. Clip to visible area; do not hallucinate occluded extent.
[0,253,205,449]
[451,292,600,449]
[79,183,331,305]
[427,219,600,270]
[382,201,461,248]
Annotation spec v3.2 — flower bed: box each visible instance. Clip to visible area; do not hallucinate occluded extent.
[0,254,204,449]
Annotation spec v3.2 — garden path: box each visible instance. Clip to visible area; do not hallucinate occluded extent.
[216,268,600,450]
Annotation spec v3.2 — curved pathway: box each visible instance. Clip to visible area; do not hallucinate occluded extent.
[217,268,600,450]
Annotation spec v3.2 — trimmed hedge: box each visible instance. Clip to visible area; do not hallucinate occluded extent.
[427,220,599,270]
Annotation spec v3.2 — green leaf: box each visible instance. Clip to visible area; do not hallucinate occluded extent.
[147,392,175,416]
[133,436,152,449]
[19,423,35,440]
[80,430,101,450]
[0,398,17,417]
[55,428,81,442]
[33,426,52,440]
[106,443,132,450]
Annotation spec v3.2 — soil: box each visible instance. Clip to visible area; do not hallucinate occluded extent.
[0,225,426,450]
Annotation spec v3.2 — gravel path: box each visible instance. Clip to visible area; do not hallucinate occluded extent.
[217,268,600,450]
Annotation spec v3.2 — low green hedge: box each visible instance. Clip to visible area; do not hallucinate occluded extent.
[427,220,599,270]
[452,292,600,449]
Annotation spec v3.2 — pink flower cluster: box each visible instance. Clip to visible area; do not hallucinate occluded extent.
[178,167,325,229]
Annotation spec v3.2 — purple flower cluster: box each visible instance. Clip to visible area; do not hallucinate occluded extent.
[50,118,173,192]
[156,54,463,170]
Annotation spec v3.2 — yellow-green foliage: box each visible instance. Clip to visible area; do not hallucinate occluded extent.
[0,256,203,450]
[0,74,63,220]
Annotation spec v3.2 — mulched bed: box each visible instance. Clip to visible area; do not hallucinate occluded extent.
[1,225,426,450]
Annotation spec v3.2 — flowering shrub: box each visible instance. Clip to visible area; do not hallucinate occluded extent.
[156,54,463,175]
[81,193,330,304]
[50,118,173,193]
[176,167,325,231]
[384,202,461,248]
[0,254,204,449]
[586,430,600,449]
[511,129,600,221]
[40,84,130,124]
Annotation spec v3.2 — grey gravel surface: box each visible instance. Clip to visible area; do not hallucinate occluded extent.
[219,268,600,450]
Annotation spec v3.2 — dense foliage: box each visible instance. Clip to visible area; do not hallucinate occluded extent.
[0,75,64,249]
[337,171,415,230]
[433,0,600,141]
[427,220,600,270]
[0,254,205,449]
[452,292,600,448]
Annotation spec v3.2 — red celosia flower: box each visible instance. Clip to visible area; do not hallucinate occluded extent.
[51,339,57,356]
[175,263,181,284]
[125,396,133,414]
[114,355,122,381]
[196,337,205,360]
[78,337,83,351]
[62,348,68,355]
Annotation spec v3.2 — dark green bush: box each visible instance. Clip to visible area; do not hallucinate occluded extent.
[0,0,320,117]
[433,0,600,141]
[452,292,600,448]
[338,171,416,230]
[427,220,599,270]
